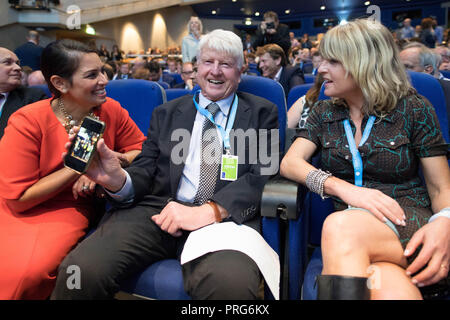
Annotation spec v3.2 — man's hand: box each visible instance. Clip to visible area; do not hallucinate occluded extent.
[404,217,450,287]
[63,126,127,192]
[151,201,216,237]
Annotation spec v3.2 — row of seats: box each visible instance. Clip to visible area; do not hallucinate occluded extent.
[30,71,449,299]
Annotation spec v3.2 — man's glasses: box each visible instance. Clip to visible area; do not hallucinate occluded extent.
[182,68,197,75]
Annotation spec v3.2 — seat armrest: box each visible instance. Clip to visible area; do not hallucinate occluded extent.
[261,175,303,220]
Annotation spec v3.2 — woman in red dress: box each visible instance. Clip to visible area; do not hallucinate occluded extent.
[0,39,145,299]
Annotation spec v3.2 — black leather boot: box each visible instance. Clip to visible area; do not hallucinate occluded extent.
[316,275,370,300]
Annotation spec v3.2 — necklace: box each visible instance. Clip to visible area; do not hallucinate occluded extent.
[57,98,98,133]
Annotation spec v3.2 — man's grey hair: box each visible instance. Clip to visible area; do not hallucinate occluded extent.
[402,42,439,73]
[198,29,244,69]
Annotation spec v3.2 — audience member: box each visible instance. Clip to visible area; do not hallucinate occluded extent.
[147,60,176,87]
[289,32,300,48]
[27,70,46,86]
[243,33,253,53]
[111,45,123,62]
[102,62,115,81]
[287,74,325,128]
[435,46,450,70]
[51,29,279,300]
[113,62,131,80]
[400,42,450,135]
[14,30,44,71]
[0,47,47,139]
[0,39,145,299]
[174,61,196,90]
[20,65,32,86]
[311,51,322,76]
[300,33,313,49]
[256,43,305,97]
[131,67,151,80]
[432,17,444,45]
[420,17,437,48]
[399,18,415,40]
[281,18,450,300]
[182,16,203,63]
[98,44,110,60]
[294,48,313,74]
[253,11,291,57]
[165,57,178,74]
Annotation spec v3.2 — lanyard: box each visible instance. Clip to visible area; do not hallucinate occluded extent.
[343,115,376,187]
[193,91,238,153]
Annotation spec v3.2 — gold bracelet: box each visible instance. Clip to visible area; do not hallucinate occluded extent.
[207,200,222,223]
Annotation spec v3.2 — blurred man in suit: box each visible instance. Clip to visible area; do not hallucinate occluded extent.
[0,48,47,139]
[14,30,44,71]
[174,61,196,90]
[257,43,305,97]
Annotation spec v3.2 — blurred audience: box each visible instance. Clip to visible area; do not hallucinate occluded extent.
[14,30,44,71]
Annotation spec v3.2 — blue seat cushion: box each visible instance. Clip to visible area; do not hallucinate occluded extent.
[120,259,191,300]
[302,248,322,300]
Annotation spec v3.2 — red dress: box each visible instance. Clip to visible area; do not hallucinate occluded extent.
[0,98,145,299]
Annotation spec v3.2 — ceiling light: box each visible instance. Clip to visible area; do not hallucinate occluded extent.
[364,1,370,5]
[232,0,237,2]
[255,12,260,16]
[320,6,326,10]
[285,9,290,14]
[212,10,216,14]
[245,20,252,25]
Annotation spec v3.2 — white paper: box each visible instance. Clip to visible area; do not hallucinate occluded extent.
[180,222,280,300]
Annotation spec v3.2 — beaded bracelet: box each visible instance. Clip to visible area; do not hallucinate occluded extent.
[305,169,332,200]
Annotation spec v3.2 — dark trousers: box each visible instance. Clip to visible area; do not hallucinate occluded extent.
[50,204,261,300]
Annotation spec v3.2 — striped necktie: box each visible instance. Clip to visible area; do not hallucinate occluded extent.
[193,102,222,205]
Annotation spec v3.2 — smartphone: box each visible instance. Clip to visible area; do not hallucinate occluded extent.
[64,116,105,174]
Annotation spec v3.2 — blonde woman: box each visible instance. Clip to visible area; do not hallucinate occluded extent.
[281,19,450,300]
[182,16,203,63]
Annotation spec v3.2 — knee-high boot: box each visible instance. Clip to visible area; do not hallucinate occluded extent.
[316,275,370,300]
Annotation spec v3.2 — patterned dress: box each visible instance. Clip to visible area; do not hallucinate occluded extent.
[297,90,449,248]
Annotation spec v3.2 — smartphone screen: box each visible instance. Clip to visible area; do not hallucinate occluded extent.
[64,116,105,173]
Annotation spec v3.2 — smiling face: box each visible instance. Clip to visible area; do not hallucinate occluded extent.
[196,47,242,101]
[258,52,281,79]
[0,48,22,92]
[63,52,108,108]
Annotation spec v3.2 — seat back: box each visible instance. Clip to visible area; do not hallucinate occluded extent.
[106,79,166,136]
[304,74,315,84]
[407,71,449,142]
[287,83,313,110]
[165,88,191,101]
[440,70,450,79]
[238,74,287,152]
[168,72,183,84]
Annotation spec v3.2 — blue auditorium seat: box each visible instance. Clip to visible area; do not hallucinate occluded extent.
[106,79,166,135]
[116,73,288,300]
[304,74,315,84]
[440,70,450,79]
[157,81,170,89]
[165,88,190,101]
[168,73,183,85]
[287,83,313,110]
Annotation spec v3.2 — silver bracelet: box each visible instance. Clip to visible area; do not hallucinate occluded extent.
[429,207,450,223]
[305,169,332,200]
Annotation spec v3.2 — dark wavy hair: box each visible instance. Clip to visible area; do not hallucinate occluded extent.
[40,39,97,98]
